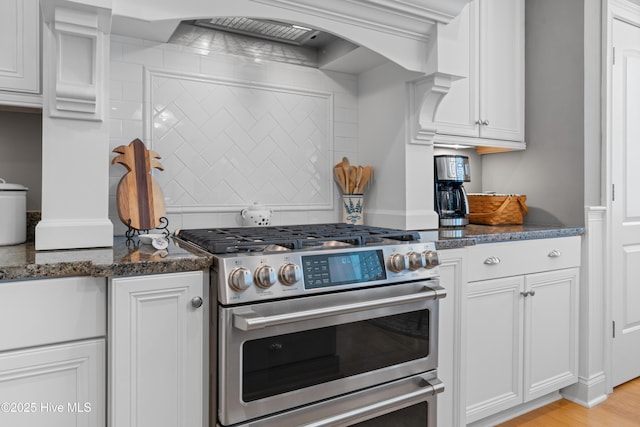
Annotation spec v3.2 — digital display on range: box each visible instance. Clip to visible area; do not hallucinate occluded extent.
[302,250,387,289]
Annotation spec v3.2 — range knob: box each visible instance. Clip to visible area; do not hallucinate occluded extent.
[254,265,277,289]
[229,267,252,292]
[279,263,302,286]
[388,253,409,273]
[407,252,425,270]
[423,250,440,269]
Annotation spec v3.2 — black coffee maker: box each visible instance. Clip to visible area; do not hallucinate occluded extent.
[434,155,470,227]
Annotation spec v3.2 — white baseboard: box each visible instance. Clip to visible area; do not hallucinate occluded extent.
[561,373,608,408]
[467,392,562,427]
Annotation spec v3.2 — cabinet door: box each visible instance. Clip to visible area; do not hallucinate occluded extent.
[465,276,524,424]
[524,268,579,401]
[0,339,105,427]
[478,0,524,141]
[0,0,39,94]
[109,271,207,427]
[432,2,480,139]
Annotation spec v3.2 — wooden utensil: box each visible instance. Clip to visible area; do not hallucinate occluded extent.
[349,166,357,194]
[112,138,166,231]
[358,166,372,193]
[342,157,351,194]
[355,166,363,193]
[334,164,347,193]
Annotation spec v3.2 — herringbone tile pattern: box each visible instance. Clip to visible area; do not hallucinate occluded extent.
[150,73,333,210]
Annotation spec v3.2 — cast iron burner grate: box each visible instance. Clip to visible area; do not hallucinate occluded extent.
[175,224,421,254]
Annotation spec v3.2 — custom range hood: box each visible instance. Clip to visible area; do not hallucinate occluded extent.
[110,0,471,74]
[36,0,471,250]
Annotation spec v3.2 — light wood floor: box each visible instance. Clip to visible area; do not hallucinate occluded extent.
[497,377,640,426]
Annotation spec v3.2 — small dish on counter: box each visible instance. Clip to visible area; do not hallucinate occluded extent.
[138,233,169,250]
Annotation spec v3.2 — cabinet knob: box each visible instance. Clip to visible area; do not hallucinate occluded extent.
[191,296,203,308]
[481,119,490,126]
[484,256,501,265]
[520,290,536,297]
[475,119,482,125]
[548,250,562,258]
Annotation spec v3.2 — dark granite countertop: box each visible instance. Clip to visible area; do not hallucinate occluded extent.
[425,224,585,250]
[0,236,213,281]
[0,224,584,281]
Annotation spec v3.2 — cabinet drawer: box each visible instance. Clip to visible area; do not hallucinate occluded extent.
[468,236,581,281]
[0,277,106,351]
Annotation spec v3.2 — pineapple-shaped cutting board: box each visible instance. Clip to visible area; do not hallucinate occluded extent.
[112,138,166,230]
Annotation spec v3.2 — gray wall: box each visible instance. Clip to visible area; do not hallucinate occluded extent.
[0,110,42,210]
[482,0,585,226]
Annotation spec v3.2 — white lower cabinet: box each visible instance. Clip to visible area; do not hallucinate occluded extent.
[0,276,106,426]
[109,271,208,427]
[0,340,105,427]
[464,237,580,425]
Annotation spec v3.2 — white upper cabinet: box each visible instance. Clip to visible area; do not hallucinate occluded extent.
[0,0,41,106]
[434,0,524,150]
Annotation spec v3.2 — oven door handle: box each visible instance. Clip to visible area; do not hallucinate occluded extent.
[303,376,444,427]
[233,284,445,331]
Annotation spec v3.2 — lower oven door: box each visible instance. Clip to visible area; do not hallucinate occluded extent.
[227,370,444,427]
[218,280,444,426]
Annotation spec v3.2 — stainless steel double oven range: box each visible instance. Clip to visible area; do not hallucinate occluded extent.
[176,224,445,427]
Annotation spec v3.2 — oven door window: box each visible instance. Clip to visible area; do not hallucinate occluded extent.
[242,309,430,402]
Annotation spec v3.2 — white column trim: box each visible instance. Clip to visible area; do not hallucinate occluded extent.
[561,206,608,407]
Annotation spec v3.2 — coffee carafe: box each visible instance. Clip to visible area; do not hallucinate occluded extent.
[434,155,470,227]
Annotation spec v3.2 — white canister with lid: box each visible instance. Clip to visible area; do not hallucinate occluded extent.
[0,178,28,245]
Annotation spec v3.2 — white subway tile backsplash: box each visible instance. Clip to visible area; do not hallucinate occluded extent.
[156,128,185,157]
[174,92,211,128]
[122,43,164,67]
[110,80,123,101]
[109,119,123,139]
[164,49,201,72]
[122,81,143,102]
[122,120,143,140]
[334,137,358,153]
[334,122,358,139]
[200,55,238,78]
[335,107,358,124]
[234,60,267,82]
[110,61,143,83]
[110,34,360,232]
[110,100,142,121]
[334,91,358,109]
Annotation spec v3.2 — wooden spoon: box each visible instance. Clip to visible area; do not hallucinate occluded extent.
[342,157,351,194]
[358,166,372,193]
[334,164,346,193]
[349,166,357,194]
[355,166,363,194]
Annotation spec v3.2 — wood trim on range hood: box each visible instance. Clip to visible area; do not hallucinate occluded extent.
[110,0,471,74]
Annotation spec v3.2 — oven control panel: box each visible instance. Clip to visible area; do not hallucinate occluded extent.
[213,242,439,305]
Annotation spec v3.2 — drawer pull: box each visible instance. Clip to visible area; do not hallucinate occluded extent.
[548,250,562,258]
[484,256,501,265]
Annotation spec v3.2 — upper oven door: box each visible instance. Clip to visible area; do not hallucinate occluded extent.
[217,280,444,426]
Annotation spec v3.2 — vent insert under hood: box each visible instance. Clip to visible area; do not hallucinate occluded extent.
[192,17,320,46]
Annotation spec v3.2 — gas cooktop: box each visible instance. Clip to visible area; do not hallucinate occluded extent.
[175,224,421,254]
